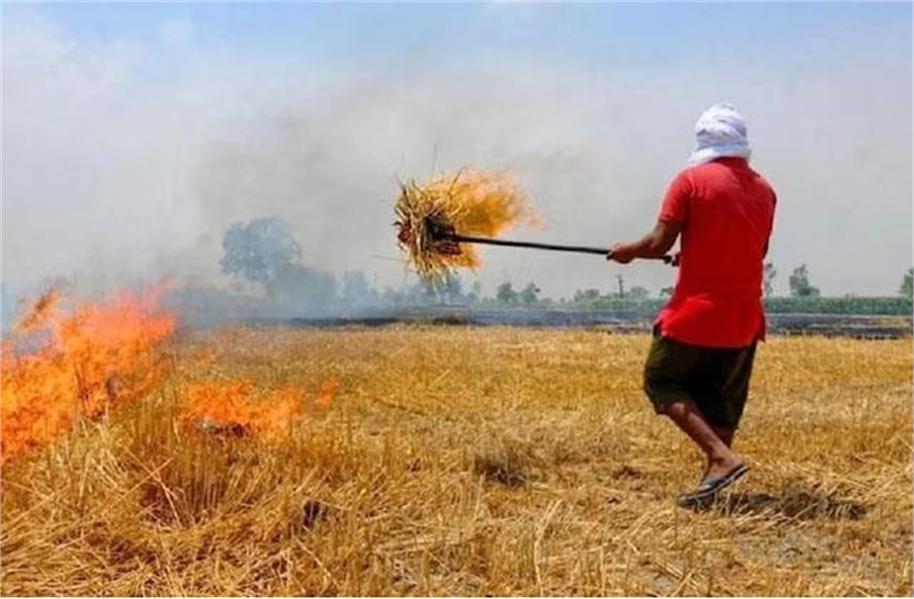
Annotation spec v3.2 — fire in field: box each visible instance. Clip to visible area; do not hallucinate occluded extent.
[0,312,910,595]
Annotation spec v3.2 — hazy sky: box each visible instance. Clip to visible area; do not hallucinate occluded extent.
[3,3,911,299]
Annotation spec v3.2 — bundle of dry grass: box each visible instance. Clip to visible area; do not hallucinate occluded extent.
[395,169,539,279]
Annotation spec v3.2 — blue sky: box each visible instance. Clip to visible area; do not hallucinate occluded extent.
[2,3,912,298]
[12,3,911,74]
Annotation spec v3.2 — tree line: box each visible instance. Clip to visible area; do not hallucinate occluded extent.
[202,216,914,316]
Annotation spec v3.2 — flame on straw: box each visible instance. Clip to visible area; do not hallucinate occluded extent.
[395,169,540,279]
[179,378,337,440]
[1,284,176,462]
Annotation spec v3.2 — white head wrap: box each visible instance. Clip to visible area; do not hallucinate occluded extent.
[687,103,751,166]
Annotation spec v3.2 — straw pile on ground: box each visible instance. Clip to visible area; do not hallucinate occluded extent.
[395,169,539,280]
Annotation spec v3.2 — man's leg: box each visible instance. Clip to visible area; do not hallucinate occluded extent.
[698,426,734,479]
[644,335,745,481]
[662,399,743,479]
[712,426,734,447]
[693,427,734,479]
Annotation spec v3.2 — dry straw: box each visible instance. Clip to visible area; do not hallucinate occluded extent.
[395,169,539,280]
[1,327,910,595]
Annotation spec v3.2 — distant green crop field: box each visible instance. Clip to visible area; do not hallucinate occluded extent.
[763,297,912,315]
[565,296,912,316]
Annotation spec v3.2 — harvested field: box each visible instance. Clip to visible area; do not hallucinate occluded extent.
[1,327,911,595]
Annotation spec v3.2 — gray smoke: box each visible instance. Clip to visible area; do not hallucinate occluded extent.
[2,10,911,311]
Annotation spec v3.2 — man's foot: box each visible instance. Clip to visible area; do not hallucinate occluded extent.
[677,463,749,509]
[705,451,744,480]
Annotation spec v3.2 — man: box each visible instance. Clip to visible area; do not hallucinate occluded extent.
[608,103,776,507]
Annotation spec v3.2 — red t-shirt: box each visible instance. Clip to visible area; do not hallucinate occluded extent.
[656,157,776,348]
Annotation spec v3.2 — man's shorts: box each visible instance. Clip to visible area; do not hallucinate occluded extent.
[643,329,757,430]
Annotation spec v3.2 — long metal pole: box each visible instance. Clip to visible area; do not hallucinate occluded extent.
[446,233,673,264]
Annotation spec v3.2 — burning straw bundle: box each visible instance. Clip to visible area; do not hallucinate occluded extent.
[395,169,539,280]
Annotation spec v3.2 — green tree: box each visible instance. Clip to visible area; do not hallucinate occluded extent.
[900,267,913,300]
[573,288,600,302]
[659,286,674,299]
[220,217,339,311]
[763,262,777,297]
[520,283,540,306]
[627,286,650,300]
[496,281,517,304]
[220,217,301,285]
[788,264,820,298]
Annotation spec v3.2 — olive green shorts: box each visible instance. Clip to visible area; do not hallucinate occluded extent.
[643,330,757,430]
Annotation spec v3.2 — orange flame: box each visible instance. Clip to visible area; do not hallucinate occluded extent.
[425,170,538,239]
[314,379,338,411]
[1,285,176,462]
[395,169,541,279]
[180,378,337,440]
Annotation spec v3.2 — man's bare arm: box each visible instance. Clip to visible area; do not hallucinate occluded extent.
[608,220,681,264]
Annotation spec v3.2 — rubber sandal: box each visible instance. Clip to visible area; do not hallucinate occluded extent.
[677,463,749,508]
